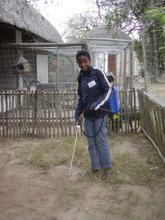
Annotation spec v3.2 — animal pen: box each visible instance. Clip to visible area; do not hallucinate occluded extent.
[0,42,164,163]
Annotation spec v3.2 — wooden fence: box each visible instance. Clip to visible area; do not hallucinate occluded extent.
[0,88,139,138]
[138,90,165,163]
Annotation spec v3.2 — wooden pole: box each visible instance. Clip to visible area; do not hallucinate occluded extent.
[153,30,159,82]
[118,52,122,90]
[142,34,148,92]
[129,42,133,89]
[123,48,127,89]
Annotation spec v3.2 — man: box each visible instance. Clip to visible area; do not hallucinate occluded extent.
[75,50,112,180]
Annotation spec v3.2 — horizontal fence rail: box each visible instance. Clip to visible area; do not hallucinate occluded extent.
[138,90,165,163]
[0,88,139,138]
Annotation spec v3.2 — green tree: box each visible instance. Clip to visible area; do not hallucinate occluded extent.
[95,0,164,36]
[145,7,165,25]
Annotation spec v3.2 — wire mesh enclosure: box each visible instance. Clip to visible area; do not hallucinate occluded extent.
[82,38,137,90]
[0,42,141,138]
[0,43,86,90]
[142,28,165,83]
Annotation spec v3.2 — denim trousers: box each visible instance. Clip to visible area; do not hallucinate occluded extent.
[84,116,112,170]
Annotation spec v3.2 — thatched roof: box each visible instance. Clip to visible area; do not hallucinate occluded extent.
[0,0,62,43]
[88,25,130,40]
[80,25,131,54]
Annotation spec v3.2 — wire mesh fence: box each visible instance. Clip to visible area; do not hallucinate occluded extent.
[0,43,85,90]
[143,28,165,83]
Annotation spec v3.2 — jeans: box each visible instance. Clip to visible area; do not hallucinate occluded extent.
[84,116,112,170]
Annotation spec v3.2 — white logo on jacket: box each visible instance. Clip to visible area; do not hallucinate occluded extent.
[87,80,96,88]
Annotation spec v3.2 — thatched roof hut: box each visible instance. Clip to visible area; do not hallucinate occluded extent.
[0,0,62,43]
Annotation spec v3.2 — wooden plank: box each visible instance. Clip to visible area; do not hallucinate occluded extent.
[62,91,68,136]
[47,91,50,137]
[37,90,41,138]
[7,91,10,137]
[161,107,165,149]
[43,90,47,138]
[1,91,5,137]
[31,90,35,138]
[133,88,137,133]
[73,89,77,136]
[19,91,23,138]
[0,91,3,137]
[66,90,72,136]
[39,90,43,138]
[55,91,60,137]
[59,92,64,136]
[123,90,128,134]
[118,90,123,134]
[51,91,55,137]
[22,90,26,137]
[36,90,39,138]
[157,106,163,149]
[5,91,9,137]
[15,91,19,138]
[11,91,15,138]
[27,91,30,136]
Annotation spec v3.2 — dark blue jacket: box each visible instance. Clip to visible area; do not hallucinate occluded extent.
[75,66,112,120]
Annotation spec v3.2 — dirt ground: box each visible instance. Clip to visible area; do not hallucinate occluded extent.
[0,134,165,220]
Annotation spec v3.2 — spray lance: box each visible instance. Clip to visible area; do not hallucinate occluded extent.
[68,124,81,176]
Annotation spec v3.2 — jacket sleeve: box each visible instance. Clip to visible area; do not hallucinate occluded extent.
[91,69,112,111]
[74,75,83,121]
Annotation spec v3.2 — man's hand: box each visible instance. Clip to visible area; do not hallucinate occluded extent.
[75,113,83,126]
[90,102,98,111]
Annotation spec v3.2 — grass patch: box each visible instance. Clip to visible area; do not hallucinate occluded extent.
[19,134,165,186]
[20,136,89,171]
[107,151,165,186]
[86,187,140,220]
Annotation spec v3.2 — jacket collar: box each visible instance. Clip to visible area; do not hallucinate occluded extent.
[80,65,93,75]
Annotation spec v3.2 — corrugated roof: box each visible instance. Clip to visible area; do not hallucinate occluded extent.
[0,0,63,43]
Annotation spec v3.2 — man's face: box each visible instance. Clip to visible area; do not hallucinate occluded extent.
[77,55,91,72]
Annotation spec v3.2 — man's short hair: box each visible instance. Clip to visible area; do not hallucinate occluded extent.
[76,50,91,61]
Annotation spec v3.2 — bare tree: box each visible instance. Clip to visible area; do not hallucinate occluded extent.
[63,12,103,42]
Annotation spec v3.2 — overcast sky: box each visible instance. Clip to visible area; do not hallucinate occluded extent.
[33,0,98,37]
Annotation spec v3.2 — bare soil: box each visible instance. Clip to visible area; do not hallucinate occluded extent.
[0,134,165,220]
[135,80,165,99]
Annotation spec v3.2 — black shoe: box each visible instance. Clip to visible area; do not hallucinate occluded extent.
[79,169,99,177]
[92,169,99,173]
[101,167,111,180]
